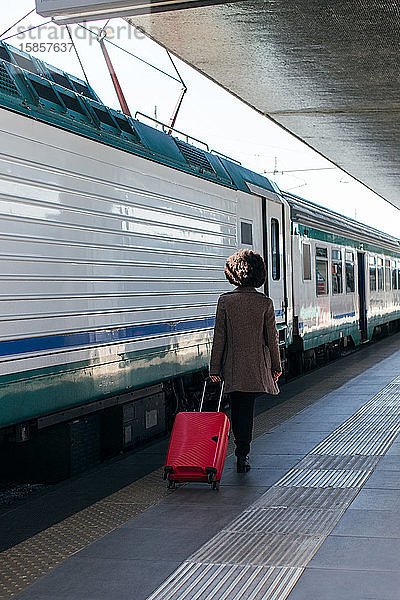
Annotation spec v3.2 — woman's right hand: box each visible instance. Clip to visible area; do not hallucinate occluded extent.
[209,375,222,383]
[272,370,282,383]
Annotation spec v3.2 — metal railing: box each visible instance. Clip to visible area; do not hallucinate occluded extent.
[134,111,209,151]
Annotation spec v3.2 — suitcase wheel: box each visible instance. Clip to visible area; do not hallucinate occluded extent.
[205,467,217,485]
[167,480,177,490]
[212,481,220,491]
[163,466,173,481]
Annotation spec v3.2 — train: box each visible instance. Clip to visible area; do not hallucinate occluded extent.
[0,41,399,480]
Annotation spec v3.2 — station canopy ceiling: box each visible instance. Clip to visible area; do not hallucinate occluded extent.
[126,1,400,210]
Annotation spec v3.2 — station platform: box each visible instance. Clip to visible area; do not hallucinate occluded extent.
[1,333,400,600]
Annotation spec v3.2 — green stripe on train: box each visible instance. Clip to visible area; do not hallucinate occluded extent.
[0,340,212,428]
[296,225,400,259]
[301,311,400,350]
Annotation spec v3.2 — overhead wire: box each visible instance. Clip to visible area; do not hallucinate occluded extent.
[65,24,91,86]
[0,8,35,39]
[76,23,181,84]
[166,49,186,89]
[1,21,53,42]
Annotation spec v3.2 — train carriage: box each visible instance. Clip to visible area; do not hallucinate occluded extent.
[287,192,400,368]
[0,41,398,478]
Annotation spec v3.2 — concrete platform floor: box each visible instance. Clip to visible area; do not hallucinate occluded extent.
[1,332,399,600]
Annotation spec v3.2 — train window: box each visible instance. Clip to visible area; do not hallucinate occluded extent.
[303,243,311,280]
[332,249,343,294]
[377,258,384,291]
[92,106,115,128]
[241,221,253,245]
[10,51,40,74]
[392,262,398,290]
[345,253,355,293]
[369,256,377,292]
[316,248,328,295]
[48,68,74,90]
[397,264,400,290]
[73,80,96,99]
[30,79,62,107]
[114,115,135,135]
[58,91,84,114]
[385,259,391,291]
[0,46,11,63]
[271,218,280,280]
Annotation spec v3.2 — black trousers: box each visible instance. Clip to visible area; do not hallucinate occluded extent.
[230,391,258,457]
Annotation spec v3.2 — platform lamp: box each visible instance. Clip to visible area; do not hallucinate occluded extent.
[35,0,242,23]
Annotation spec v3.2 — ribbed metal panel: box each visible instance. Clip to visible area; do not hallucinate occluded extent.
[355,388,400,409]
[189,531,325,568]
[312,427,400,456]
[0,108,244,388]
[274,468,371,488]
[295,455,380,471]
[311,381,400,456]
[226,507,342,536]
[252,486,359,510]
[146,563,304,600]
[336,411,400,431]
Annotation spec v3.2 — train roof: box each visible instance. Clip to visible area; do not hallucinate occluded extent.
[0,41,279,197]
[285,191,400,255]
[0,41,398,255]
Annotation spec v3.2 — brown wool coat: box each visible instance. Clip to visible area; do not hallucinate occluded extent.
[209,286,282,395]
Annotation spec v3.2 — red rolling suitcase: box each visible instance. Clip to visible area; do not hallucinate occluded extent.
[164,378,230,490]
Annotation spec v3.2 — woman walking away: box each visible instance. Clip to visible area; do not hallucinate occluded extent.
[209,249,282,473]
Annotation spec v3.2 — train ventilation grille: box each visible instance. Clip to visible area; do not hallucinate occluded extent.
[174,139,215,174]
[0,61,20,97]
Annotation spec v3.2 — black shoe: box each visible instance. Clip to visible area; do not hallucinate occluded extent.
[237,456,251,473]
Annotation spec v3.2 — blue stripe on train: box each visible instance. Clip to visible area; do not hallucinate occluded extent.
[0,317,216,358]
[332,311,356,320]
[1,308,286,358]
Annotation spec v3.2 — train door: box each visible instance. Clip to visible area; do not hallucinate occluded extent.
[357,252,367,341]
[266,198,286,324]
[237,186,286,325]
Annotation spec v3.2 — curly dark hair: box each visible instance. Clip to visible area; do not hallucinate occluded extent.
[224,248,267,288]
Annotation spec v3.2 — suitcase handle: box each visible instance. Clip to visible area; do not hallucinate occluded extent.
[199,377,225,412]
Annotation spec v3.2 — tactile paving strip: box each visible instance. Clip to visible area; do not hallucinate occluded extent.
[145,374,400,600]
[251,486,360,510]
[312,384,400,456]
[225,506,343,536]
[146,563,304,600]
[312,430,400,456]
[274,468,372,488]
[190,531,325,568]
[294,455,380,470]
